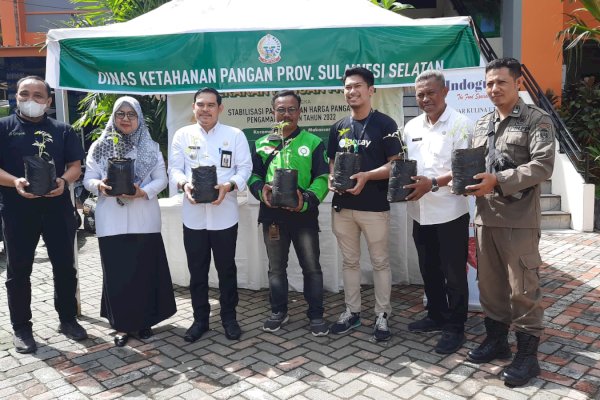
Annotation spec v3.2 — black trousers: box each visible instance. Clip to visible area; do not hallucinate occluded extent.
[412,213,469,332]
[183,223,239,324]
[1,193,77,332]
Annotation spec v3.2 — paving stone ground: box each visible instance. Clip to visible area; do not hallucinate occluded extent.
[0,228,599,399]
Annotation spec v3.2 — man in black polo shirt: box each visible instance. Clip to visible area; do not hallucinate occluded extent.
[327,67,400,342]
[0,76,87,353]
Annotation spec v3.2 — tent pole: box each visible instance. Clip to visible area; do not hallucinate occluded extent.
[55,89,82,317]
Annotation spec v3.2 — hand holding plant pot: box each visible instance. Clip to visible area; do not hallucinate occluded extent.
[332,127,361,192]
[14,177,37,199]
[387,129,417,202]
[24,130,58,196]
[281,189,304,212]
[121,183,147,200]
[211,181,234,206]
[97,178,113,197]
[45,175,69,198]
[105,130,136,196]
[261,183,274,207]
[270,121,299,208]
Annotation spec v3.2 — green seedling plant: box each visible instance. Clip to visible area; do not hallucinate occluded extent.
[108,129,123,159]
[32,130,53,158]
[273,121,292,168]
[384,128,407,160]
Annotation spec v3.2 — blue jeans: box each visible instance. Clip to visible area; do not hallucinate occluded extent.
[262,223,324,320]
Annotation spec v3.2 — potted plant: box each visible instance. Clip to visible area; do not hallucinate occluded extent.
[332,127,361,191]
[387,129,417,202]
[24,130,58,196]
[105,129,136,196]
[187,136,218,203]
[270,121,299,208]
[451,126,485,195]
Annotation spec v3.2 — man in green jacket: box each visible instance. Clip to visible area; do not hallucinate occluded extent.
[248,90,329,336]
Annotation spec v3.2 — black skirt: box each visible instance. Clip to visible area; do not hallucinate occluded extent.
[99,233,177,332]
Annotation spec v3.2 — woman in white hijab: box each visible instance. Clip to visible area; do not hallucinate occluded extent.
[84,96,176,347]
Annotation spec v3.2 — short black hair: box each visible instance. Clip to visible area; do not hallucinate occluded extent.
[16,75,52,97]
[485,58,522,79]
[271,90,301,108]
[342,67,375,87]
[193,87,222,105]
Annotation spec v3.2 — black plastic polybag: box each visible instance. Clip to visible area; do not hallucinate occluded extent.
[387,159,417,202]
[106,158,135,196]
[271,168,298,208]
[24,155,58,196]
[332,152,361,191]
[451,147,485,195]
[191,165,218,203]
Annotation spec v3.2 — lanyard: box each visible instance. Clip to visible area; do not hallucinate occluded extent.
[350,109,374,153]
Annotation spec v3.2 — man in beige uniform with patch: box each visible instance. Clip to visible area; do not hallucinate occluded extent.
[465,58,555,387]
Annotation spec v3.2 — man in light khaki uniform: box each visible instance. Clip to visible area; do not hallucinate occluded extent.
[465,58,555,388]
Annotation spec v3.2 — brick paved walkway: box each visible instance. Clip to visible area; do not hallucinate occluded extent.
[0,229,599,399]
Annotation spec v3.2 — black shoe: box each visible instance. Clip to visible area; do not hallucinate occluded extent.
[114,333,129,347]
[58,320,88,341]
[13,331,37,354]
[330,308,361,335]
[184,321,209,342]
[408,317,443,333]
[138,328,153,340]
[502,332,541,387]
[223,320,242,340]
[373,312,392,342]
[467,317,511,363]
[435,331,466,354]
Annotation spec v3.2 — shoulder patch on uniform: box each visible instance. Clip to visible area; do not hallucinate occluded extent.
[535,122,553,142]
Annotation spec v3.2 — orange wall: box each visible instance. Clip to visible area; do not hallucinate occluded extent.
[0,2,19,46]
[521,0,564,97]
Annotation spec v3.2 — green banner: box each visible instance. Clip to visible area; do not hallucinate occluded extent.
[59,25,479,93]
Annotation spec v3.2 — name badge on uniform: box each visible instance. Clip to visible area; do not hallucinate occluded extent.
[412,137,423,142]
[188,145,201,160]
[221,150,232,168]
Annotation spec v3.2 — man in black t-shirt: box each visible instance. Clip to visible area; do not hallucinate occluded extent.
[327,67,400,342]
[0,76,87,354]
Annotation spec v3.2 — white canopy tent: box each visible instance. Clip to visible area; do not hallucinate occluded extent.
[45,0,482,293]
[46,0,480,94]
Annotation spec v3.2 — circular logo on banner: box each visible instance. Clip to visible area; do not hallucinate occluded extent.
[257,34,282,64]
[298,146,310,157]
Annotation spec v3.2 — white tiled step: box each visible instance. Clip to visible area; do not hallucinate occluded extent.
[541,210,571,230]
[541,194,561,212]
[540,180,552,195]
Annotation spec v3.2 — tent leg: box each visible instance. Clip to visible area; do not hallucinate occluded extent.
[55,89,82,317]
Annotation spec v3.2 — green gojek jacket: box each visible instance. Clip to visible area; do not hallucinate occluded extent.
[248,128,329,227]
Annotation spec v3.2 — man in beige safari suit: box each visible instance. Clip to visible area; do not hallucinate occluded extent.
[465,58,555,387]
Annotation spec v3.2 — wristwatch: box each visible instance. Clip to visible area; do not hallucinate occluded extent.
[430,177,439,192]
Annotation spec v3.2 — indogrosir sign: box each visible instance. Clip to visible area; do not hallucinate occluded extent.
[443,67,494,123]
[54,25,480,93]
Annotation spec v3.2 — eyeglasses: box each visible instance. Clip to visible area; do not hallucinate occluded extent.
[275,107,299,115]
[115,111,138,120]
